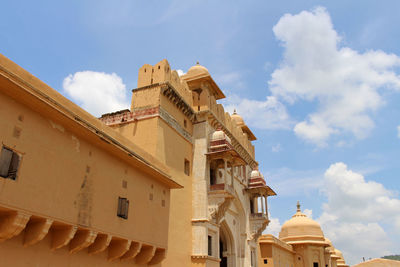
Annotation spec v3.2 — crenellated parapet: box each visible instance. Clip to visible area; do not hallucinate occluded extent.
[135,60,257,163]
[137,59,193,108]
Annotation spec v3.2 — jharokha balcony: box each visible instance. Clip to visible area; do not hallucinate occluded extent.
[246,169,276,240]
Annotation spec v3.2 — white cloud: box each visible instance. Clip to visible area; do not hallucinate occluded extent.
[303,208,313,219]
[223,95,293,130]
[323,222,392,265]
[176,69,186,76]
[318,162,400,265]
[215,71,246,91]
[63,71,130,117]
[265,167,324,197]
[264,214,282,237]
[271,143,281,153]
[269,7,400,146]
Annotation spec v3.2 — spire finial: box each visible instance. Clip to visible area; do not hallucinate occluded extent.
[233,109,237,114]
[297,201,301,212]
[196,61,199,65]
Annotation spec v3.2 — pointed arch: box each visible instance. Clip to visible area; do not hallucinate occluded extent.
[220,220,236,267]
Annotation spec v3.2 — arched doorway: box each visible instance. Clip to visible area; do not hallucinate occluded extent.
[219,221,235,267]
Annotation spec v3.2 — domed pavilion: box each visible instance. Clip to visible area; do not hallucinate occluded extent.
[258,202,349,267]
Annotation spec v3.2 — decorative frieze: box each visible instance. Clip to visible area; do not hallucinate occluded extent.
[100,106,193,144]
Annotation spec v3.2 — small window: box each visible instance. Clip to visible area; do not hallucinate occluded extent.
[208,235,212,256]
[184,119,187,128]
[264,259,268,264]
[184,159,190,176]
[0,146,20,180]
[117,197,129,219]
[313,263,319,267]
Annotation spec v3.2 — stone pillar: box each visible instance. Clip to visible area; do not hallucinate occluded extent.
[230,162,234,186]
[261,197,265,214]
[264,196,268,215]
[223,159,227,185]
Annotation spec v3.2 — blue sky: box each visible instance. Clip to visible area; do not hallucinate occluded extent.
[2,1,400,264]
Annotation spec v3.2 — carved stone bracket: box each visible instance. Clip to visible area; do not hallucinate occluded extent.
[69,229,97,253]
[108,239,131,261]
[121,242,142,261]
[249,216,269,241]
[149,248,166,265]
[24,218,53,247]
[160,83,196,121]
[135,245,156,265]
[51,225,78,250]
[88,233,112,255]
[208,186,234,223]
[0,211,31,242]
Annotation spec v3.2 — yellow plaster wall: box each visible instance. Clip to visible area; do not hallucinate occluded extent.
[157,118,193,267]
[111,118,159,158]
[0,90,170,247]
[258,243,295,267]
[126,82,195,266]
[159,93,193,135]
[131,86,161,111]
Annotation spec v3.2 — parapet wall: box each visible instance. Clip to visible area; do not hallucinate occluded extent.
[137,60,193,107]
[137,60,255,160]
[209,99,255,159]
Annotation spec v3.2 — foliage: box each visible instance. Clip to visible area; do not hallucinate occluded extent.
[382,255,400,261]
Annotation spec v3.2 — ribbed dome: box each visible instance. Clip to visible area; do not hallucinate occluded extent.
[335,249,349,266]
[279,202,324,243]
[335,249,343,258]
[231,109,245,127]
[325,238,335,253]
[187,62,209,76]
[211,130,231,143]
[250,169,262,178]
[325,238,333,247]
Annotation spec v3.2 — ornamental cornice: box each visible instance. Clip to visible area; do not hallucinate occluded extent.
[200,110,258,169]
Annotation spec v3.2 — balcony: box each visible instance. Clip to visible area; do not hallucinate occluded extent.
[250,212,268,220]
[208,182,234,223]
[249,212,269,241]
[209,183,235,195]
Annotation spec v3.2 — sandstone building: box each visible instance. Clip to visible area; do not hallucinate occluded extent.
[0,54,275,267]
[258,202,349,267]
[353,258,400,267]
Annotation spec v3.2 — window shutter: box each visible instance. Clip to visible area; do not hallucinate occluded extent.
[0,147,13,178]
[8,152,20,180]
[117,197,129,219]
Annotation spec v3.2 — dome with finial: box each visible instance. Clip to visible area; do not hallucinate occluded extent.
[187,61,209,76]
[250,169,262,178]
[279,202,325,244]
[210,129,231,144]
[231,109,245,127]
